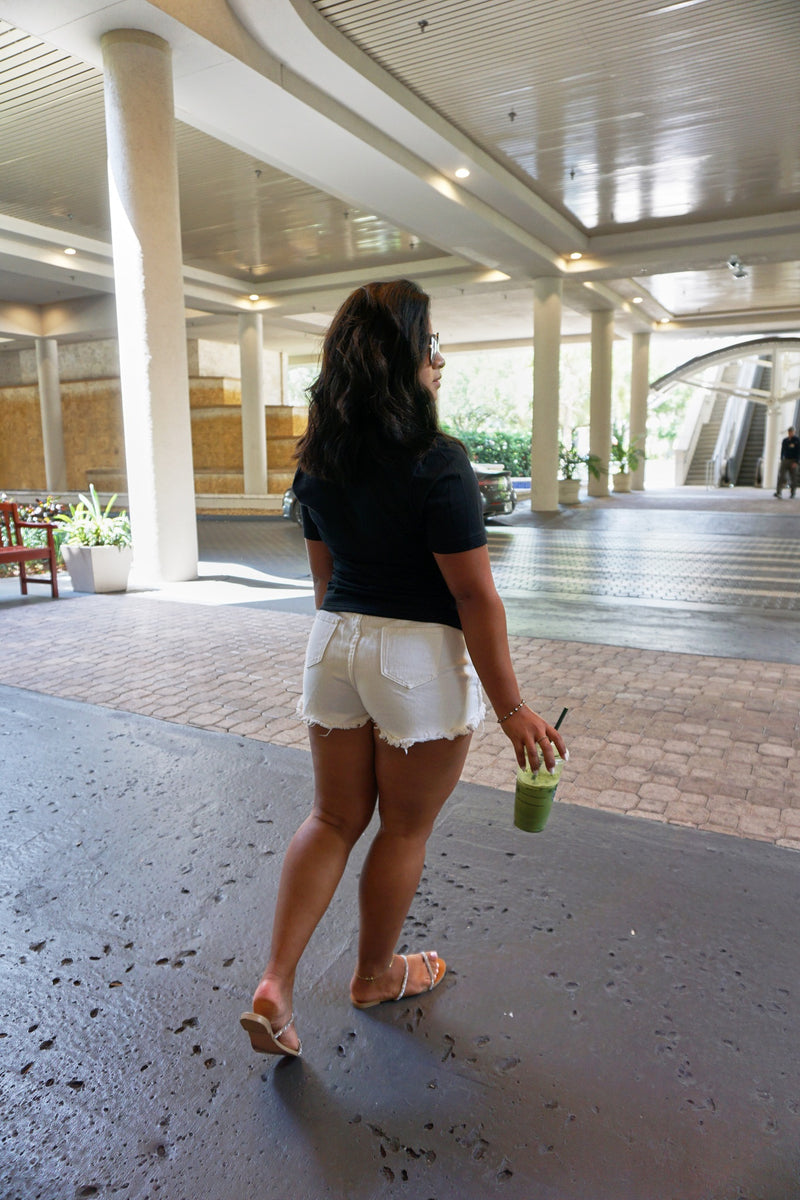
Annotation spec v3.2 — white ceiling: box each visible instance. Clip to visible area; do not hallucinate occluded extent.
[0,0,799,359]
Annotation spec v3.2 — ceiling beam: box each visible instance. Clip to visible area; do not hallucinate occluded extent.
[569,212,800,280]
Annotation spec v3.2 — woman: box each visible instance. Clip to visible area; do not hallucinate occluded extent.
[240,279,567,1058]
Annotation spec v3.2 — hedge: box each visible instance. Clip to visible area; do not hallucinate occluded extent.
[448,429,531,476]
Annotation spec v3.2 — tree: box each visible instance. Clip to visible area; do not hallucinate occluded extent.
[438,350,533,435]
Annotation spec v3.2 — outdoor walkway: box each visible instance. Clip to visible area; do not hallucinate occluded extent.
[1,487,798,848]
[2,486,799,1199]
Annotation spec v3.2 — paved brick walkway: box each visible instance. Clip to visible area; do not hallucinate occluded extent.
[2,589,798,849]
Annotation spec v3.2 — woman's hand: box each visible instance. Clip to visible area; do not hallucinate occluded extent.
[499,704,568,773]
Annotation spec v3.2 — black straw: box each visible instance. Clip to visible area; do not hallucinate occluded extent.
[554,707,568,731]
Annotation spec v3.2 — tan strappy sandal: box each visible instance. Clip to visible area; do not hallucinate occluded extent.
[351,951,446,1010]
[239,1010,302,1057]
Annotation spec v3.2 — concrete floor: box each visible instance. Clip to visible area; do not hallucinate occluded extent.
[2,486,799,1198]
[3,688,799,1200]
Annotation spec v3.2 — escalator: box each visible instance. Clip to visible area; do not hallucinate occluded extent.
[736,403,766,485]
[723,361,770,487]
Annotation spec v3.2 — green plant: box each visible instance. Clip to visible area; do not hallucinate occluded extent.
[56,484,132,548]
[609,426,641,474]
[558,441,602,481]
[445,428,532,476]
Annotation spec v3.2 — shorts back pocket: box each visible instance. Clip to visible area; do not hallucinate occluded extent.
[380,623,445,689]
[305,611,340,668]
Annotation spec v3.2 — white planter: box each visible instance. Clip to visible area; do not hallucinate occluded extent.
[612,472,631,494]
[558,478,581,505]
[61,544,133,593]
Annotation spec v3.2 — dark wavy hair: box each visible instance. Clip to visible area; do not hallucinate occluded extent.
[295,279,442,483]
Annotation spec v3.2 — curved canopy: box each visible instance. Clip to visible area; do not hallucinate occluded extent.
[651,338,800,405]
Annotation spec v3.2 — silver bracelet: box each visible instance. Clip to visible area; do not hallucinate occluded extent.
[497,700,526,724]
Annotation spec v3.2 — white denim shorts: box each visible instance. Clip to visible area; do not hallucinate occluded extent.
[297,611,485,750]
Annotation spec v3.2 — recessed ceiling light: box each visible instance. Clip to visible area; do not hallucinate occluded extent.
[632,296,643,304]
[249,294,260,302]
[455,167,470,179]
[659,317,671,324]
[569,251,583,261]
[64,247,77,255]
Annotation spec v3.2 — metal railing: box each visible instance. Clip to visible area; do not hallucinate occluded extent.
[705,458,718,490]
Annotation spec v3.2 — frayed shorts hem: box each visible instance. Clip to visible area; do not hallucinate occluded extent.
[297,704,485,754]
[377,711,485,752]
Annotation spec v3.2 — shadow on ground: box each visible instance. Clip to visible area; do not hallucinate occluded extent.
[2,687,798,1199]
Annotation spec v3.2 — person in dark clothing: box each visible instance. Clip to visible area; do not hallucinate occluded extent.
[774,426,800,498]
[240,279,567,1059]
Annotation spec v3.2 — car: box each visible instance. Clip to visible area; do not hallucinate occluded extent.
[282,486,303,526]
[471,462,516,521]
[283,461,516,527]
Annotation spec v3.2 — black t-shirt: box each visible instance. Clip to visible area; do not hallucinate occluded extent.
[293,436,487,629]
[780,435,800,463]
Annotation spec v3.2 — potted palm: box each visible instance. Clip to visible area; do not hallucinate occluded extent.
[558,441,602,504]
[57,484,133,593]
[609,426,642,493]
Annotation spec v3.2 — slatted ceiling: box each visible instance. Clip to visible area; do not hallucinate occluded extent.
[0,24,92,92]
[649,263,800,319]
[1,49,65,85]
[0,68,122,239]
[0,27,110,241]
[0,44,102,118]
[0,23,49,57]
[310,0,800,232]
[177,134,437,280]
[0,22,440,280]
[174,123,438,280]
[2,71,99,116]
[1,13,798,327]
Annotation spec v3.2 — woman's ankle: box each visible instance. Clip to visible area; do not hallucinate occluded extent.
[353,954,395,983]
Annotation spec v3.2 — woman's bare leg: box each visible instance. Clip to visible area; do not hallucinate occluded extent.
[349,731,471,1006]
[252,723,378,1046]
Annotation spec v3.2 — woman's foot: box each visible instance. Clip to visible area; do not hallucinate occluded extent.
[240,977,302,1057]
[350,951,446,1009]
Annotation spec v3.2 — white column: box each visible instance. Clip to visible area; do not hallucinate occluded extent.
[588,310,614,498]
[238,313,268,495]
[764,350,784,492]
[531,278,562,512]
[280,352,290,405]
[102,29,197,582]
[630,332,650,491]
[35,338,67,492]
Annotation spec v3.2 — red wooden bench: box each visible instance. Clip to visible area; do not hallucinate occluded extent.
[0,501,59,598]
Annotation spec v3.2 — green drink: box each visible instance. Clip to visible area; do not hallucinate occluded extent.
[514,755,563,833]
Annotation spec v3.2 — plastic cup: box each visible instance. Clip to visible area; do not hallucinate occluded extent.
[514,755,563,833]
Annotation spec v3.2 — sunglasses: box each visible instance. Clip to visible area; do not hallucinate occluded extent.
[429,332,440,363]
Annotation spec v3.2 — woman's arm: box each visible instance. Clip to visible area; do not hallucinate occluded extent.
[434,544,567,772]
[305,538,334,609]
